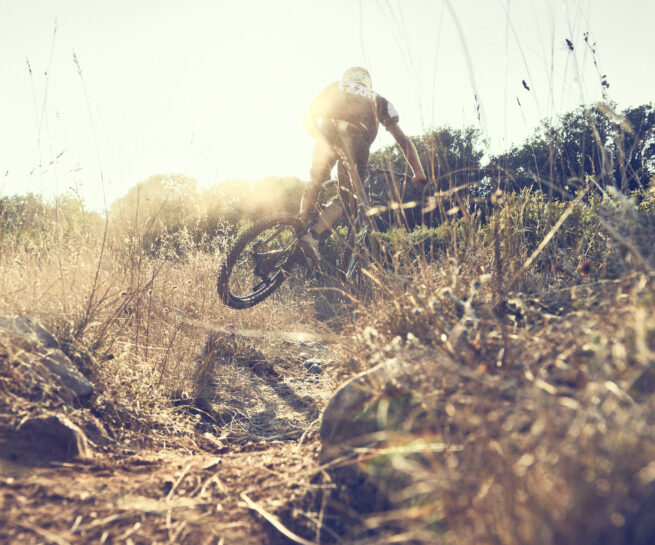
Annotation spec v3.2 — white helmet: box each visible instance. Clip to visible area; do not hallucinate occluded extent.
[342,67,372,91]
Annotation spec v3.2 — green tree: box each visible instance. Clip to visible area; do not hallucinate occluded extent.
[617,104,655,191]
[491,103,655,197]
[371,126,486,191]
[110,173,200,231]
[1,193,102,253]
[369,126,487,228]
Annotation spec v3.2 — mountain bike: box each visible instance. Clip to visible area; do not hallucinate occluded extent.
[217,165,409,309]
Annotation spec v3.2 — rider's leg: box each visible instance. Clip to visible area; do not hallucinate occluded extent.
[300,195,344,268]
[310,132,370,237]
[311,200,344,236]
[301,138,350,238]
[300,140,337,220]
[299,182,320,220]
[300,127,369,243]
[329,133,370,232]
[347,137,371,206]
[298,141,339,265]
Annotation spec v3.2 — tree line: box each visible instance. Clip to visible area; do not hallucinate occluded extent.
[2,101,653,255]
[372,101,654,198]
[365,101,653,230]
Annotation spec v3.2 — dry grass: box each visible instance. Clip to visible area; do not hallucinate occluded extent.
[1,153,654,545]
[288,181,655,544]
[0,205,338,544]
[0,207,330,448]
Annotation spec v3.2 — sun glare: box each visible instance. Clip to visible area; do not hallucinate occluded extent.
[0,0,653,209]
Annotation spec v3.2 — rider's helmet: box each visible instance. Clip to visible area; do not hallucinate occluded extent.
[341,67,372,91]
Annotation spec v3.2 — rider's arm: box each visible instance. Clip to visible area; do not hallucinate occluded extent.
[385,121,427,186]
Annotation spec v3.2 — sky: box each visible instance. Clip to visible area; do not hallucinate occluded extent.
[1,0,654,210]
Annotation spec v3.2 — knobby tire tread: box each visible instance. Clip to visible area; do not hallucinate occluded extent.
[217,214,305,309]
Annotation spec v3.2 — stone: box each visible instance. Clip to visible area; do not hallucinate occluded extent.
[37,351,94,398]
[0,315,59,349]
[320,359,416,461]
[631,366,655,395]
[306,364,323,375]
[15,414,91,461]
[0,315,94,401]
[319,358,424,512]
[304,360,323,375]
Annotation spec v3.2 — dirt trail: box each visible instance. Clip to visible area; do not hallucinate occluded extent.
[0,342,339,545]
[1,439,322,544]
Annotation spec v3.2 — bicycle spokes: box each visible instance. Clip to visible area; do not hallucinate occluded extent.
[228,223,299,299]
[253,247,286,278]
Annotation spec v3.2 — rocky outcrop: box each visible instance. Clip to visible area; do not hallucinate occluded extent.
[319,350,433,512]
[0,316,95,465]
[0,315,94,402]
[14,413,91,461]
[320,358,419,464]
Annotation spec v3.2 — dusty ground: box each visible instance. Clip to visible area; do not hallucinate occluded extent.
[0,338,343,545]
[1,439,323,545]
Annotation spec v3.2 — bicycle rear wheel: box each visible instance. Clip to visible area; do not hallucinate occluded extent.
[217,214,305,309]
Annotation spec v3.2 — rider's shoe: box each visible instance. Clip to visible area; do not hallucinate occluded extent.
[298,232,321,269]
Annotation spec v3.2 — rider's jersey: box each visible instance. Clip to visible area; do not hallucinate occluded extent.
[307,81,400,145]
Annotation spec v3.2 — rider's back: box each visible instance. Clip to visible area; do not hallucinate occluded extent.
[308,81,399,146]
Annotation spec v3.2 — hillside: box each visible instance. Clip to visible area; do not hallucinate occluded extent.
[1,106,655,544]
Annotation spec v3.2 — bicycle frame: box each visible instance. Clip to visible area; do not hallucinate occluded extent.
[320,164,409,282]
[217,164,410,308]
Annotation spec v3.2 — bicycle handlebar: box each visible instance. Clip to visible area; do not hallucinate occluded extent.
[318,165,415,207]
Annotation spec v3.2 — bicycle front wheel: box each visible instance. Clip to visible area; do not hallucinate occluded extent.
[217,214,306,309]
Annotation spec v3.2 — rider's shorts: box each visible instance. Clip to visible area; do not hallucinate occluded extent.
[309,120,373,199]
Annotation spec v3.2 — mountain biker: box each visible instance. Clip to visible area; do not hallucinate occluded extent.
[298,66,427,264]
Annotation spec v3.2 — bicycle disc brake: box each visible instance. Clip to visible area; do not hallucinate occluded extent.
[251,241,299,291]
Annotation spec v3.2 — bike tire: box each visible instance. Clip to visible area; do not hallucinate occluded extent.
[217,214,306,309]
